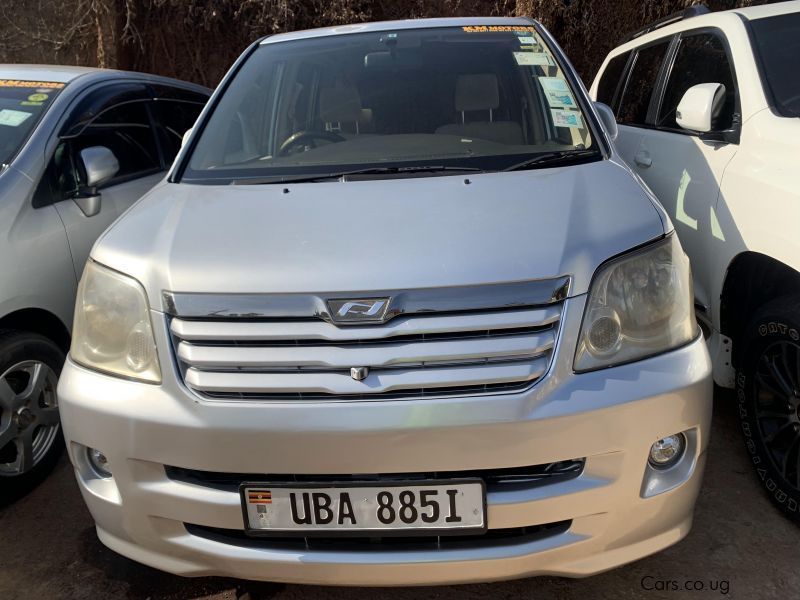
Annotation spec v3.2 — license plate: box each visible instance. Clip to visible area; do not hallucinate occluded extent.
[240,480,486,536]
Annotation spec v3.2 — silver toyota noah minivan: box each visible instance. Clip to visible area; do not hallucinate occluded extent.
[58,18,713,585]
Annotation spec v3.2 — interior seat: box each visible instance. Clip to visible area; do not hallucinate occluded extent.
[435,73,523,145]
[319,83,371,136]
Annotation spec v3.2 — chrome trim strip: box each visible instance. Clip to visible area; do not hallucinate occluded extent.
[170,306,561,341]
[162,277,571,322]
[184,358,548,395]
[176,331,554,370]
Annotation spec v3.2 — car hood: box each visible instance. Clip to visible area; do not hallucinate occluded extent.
[94,158,667,310]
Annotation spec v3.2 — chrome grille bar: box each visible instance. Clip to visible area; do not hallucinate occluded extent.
[177,330,554,370]
[169,306,560,342]
[184,358,549,395]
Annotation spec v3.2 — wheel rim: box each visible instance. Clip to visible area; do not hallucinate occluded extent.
[0,360,60,476]
[753,340,800,490]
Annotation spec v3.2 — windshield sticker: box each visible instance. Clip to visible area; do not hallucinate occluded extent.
[462,25,536,33]
[551,109,583,129]
[0,109,33,127]
[539,77,577,108]
[517,36,538,46]
[514,52,553,67]
[27,93,48,102]
[0,79,65,89]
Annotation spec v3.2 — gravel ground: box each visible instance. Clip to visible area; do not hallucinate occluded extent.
[1,388,797,600]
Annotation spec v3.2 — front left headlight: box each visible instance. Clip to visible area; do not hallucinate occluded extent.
[71,261,161,383]
[574,233,697,372]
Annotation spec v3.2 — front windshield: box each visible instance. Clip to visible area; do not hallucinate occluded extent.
[750,12,800,118]
[185,25,596,182]
[0,79,64,167]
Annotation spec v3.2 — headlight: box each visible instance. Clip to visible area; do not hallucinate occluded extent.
[71,261,161,383]
[574,234,697,372]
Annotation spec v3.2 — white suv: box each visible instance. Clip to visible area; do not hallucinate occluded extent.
[591,1,800,520]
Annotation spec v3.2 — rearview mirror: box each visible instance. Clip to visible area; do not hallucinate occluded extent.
[676,83,725,134]
[181,127,193,148]
[593,102,618,142]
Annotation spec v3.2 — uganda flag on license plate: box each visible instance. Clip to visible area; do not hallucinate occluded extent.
[248,490,272,504]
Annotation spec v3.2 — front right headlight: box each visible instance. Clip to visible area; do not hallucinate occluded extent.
[71,261,161,383]
[574,233,697,372]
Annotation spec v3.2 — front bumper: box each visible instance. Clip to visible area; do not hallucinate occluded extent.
[58,297,712,586]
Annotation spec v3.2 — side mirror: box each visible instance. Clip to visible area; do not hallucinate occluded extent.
[593,102,618,142]
[74,146,118,217]
[80,146,119,188]
[181,128,193,148]
[676,83,725,133]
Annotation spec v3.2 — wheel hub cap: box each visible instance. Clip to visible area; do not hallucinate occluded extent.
[15,408,35,430]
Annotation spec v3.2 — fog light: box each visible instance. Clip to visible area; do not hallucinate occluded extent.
[648,433,686,469]
[87,447,112,478]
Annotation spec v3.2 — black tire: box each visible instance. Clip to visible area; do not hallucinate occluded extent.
[737,295,800,523]
[0,330,65,500]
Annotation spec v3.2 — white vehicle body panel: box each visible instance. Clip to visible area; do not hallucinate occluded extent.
[590,1,800,387]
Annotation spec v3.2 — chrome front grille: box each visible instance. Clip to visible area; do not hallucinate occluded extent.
[165,279,568,402]
[170,304,562,401]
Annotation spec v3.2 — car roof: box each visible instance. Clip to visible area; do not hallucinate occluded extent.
[733,0,800,21]
[0,64,102,83]
[608,0,800,56]
[0,64,211,95]
[262,16,536,45]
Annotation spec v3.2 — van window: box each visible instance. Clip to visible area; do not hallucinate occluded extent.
[54,101,160,198]
[184,26,598,182]
[657,33,736,130]
[71,101,160,181]
[617,41,670,126]
[595,51,630,112]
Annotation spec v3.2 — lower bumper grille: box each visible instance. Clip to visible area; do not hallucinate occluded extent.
[165,459,585,494]
[185,520,572,552]
[200,380,534,401]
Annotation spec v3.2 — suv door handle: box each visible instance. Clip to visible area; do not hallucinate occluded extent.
[634,151,652,168]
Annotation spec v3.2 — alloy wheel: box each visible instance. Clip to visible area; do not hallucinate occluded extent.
[753,341,800,491]
[0,360,60,476]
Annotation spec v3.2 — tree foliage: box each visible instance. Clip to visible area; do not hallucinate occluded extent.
[0,0,769,86]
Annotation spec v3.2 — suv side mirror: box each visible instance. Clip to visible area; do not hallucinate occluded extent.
[676,83,725,133]
[593,102,618,142]
[75,146,119,217]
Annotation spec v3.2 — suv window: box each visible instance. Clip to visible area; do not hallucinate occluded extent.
[617,41,670,126]
[595,51,631,112]
[657,32,736,130]
[153,98,206,163]
[750,12,800,118]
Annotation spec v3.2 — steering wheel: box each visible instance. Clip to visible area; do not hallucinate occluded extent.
[278,130,345,156]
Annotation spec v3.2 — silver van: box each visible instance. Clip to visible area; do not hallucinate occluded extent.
[58,19,713,585]
[0,66,208,491]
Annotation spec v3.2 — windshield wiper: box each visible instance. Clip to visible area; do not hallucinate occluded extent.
[502,149,600,172]
[233,165,484,185]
